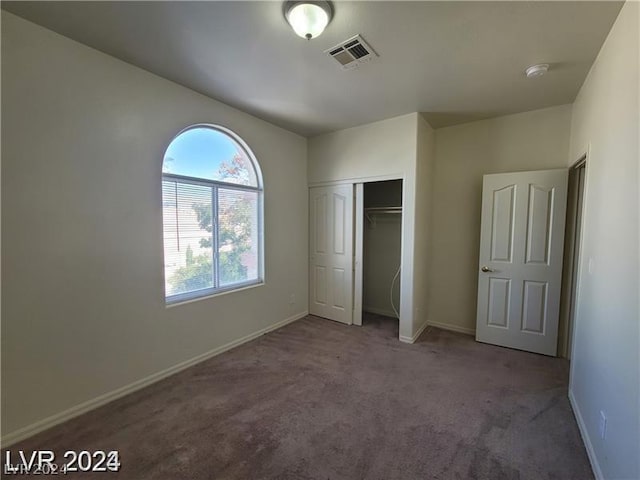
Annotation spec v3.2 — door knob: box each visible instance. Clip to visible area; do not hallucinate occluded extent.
[481,266,493,273]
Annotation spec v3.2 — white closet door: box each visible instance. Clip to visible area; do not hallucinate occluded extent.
[476,169,568,356]
[309,185,353,325]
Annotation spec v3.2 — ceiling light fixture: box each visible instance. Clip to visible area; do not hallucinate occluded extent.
[525,64,550,78]
[284,1,332,40]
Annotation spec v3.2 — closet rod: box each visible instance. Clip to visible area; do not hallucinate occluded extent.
[365,206,402,224]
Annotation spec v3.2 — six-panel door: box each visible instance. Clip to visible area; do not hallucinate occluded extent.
[309,185,353,325]
[476,169,568,356]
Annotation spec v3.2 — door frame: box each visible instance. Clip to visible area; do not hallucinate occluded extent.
[353,175,405,328]
[308,173,405,189]
[560,153,589,359]
[354,183,364,326]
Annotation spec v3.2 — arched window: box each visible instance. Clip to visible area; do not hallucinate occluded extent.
[162,125,263,303]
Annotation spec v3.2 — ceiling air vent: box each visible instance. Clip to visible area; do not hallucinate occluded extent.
[325,35,377,70]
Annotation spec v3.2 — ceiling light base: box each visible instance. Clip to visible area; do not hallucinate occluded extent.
[284,1,333,40]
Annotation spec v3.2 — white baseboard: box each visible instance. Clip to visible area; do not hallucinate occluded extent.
[1,311,308,447]
[363,306,398,318]
[399,320,430,344]
[427,320,476,336]
[568,389,602,480]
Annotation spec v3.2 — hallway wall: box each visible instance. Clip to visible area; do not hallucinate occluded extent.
[566,2,639,478]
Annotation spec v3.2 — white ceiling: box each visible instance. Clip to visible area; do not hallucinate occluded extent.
[2,1,623,136]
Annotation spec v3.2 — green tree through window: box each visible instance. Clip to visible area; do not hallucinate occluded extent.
[169,155,254,292]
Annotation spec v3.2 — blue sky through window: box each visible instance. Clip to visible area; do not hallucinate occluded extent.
[163,127,246,181]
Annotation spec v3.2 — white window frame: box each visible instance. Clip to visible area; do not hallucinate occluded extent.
[162,124,264,305]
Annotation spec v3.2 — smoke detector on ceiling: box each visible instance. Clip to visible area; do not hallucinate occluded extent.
[525,64,549,78]
[325,35,377,70]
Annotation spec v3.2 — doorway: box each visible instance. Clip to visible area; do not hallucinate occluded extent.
[355,180,403,328]
[559,157,587,359]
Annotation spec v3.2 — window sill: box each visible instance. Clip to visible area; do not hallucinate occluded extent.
[165,280,265,308]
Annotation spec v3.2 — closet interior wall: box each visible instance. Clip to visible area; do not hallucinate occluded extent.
[363,180,403,319]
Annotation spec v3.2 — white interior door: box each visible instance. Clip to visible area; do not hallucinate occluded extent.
[310,185,354,325]
[476,169,568,356]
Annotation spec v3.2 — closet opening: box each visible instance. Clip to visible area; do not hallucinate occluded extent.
[355,179,403,333]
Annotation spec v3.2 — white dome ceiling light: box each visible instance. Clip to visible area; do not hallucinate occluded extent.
[284,1,332,40]
[525,64,550,78]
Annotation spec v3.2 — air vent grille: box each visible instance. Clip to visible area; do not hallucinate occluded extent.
[347,44,369,59]
[325,35,377,70]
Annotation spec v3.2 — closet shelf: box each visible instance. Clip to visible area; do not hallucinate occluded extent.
[365,206,402,224]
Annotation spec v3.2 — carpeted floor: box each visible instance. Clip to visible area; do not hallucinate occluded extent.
[5,314,593,479]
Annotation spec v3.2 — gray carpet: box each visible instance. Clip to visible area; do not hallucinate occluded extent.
[5,314,593,479]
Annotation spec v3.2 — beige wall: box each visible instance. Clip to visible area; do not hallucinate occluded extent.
[566,2,639,478]
[1,13,308,440]
[308,114,420,340]
[413,115,436,335]
[428,105,572,334]
[308,114,417,184]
